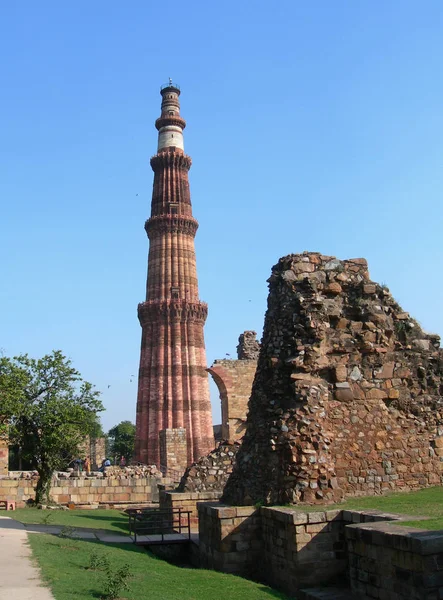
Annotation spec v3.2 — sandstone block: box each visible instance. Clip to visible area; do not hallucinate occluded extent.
[363,284,376,295]
[335,365,347,383]
[306,523,329,533]
[325,282,342,295]
[366,388,388,399]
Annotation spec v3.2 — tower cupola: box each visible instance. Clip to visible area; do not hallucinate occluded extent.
[155,80,186,152]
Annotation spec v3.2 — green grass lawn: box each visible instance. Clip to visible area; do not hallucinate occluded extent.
[13,508,129,533]
[296,486,443,530]
[28,534,291,600]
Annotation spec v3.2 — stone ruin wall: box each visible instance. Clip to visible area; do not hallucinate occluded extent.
[207,330,259,442]
[176,331,259,493]
[178,441,241,493]
[79,435,106,470]
[223,252,443,506]
[159,427,188,478]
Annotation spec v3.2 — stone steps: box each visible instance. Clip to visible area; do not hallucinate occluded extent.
[298,587,359,600]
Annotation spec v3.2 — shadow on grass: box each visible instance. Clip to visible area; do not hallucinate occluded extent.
[66,513,130,533]
[32,535,295,600]
[257,586,294,599]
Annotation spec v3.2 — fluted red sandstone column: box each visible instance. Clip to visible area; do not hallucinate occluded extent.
[135,82,214,467]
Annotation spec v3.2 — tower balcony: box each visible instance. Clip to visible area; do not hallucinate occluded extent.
[145,214,198,238]
[155,115,186,131]
[138,299,208,325]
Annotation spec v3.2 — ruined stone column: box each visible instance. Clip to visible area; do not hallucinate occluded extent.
[135,83,214,467]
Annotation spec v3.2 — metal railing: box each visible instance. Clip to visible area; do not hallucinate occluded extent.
[128,508,191,544]
[160,81,180,91]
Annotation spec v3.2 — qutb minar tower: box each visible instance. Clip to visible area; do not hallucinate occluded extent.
[135,82,214,467]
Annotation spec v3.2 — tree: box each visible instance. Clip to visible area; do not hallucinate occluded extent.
[0,350,103,504]
[107,421,135,463]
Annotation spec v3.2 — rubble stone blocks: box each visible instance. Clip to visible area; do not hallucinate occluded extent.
[222,252,443,506]
[135,82,214,467]
[178,440,241,493]
[236,330,260,360]
[208,331,259,442]
[159,428,188,476]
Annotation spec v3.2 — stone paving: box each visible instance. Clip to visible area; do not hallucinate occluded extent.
[0,516,55,600]
[0,515,137,599]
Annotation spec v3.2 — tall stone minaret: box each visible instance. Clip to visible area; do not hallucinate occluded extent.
[135,82,214,467]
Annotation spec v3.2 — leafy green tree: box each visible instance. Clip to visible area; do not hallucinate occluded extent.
[107,421,135,463]
[0,350,103,504]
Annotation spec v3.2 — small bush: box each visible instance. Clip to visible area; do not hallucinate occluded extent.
[87,551,110,571]
[102,563,131,600]
[41,512,54,526]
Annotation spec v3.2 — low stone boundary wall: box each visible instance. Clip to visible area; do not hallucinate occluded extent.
[347,520,443,600]
[159,491,222,531]
[0,476,164,507]
[198,503,262,577]
[261,507,347,591]
[197,502,441,598]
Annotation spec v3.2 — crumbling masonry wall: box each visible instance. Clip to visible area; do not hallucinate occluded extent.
[178,441,240,493]
[223,252,443,506]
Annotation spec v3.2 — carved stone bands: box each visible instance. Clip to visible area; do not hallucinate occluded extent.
[145,215,199,238]
[150,151,192,172]
[138,300,208,325]
[155,116,186,131]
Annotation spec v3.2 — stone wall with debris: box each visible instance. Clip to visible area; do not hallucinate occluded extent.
[223,252,443,506]
[178,441,240,493]
[237,330,260,360]
[1,465,165,506]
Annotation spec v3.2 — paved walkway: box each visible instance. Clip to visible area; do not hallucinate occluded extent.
[0,515,199,599]
[0,516,55,600]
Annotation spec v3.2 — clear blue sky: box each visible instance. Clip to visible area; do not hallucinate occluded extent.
[1,1,442,431]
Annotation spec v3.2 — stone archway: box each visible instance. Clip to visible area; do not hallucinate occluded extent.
[207,364,232,441]
[207,359,257,442]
